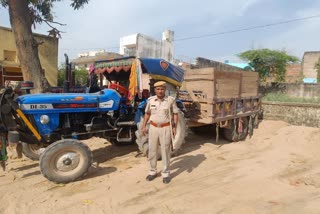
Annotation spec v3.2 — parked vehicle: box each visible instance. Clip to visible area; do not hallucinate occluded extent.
[0,56,262,183]
[0,56,186,183]
[180,58,261,142]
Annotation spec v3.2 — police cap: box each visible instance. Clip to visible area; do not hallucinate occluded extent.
[154,81,166,88]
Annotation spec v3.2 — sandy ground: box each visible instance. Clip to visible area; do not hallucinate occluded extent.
[1,120,320,214]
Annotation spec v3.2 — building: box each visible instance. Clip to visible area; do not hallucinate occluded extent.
[72,51,123,70]
[302,51,319,83]
[285,63,302,83]
[0,26,58,86]
[119,29,174,62]
[225,59,303,83]
[224,61,253,70]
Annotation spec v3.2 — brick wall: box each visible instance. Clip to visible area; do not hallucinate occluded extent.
[259,82,320,99]
[286,64,302,83]
[302,52,320,79]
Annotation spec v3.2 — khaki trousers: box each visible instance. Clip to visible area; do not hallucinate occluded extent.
[148,125,171,178]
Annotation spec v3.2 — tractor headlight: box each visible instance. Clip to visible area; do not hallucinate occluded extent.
[40,115,50,124]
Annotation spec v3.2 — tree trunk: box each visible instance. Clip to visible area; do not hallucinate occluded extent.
[8,0,48,93]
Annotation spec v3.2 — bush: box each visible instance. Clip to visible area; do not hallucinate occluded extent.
[262,93,320,104]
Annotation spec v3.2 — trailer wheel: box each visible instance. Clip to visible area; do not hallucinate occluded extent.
[22,142,45,161]
[39,139,92,183]
[223,117,249,142]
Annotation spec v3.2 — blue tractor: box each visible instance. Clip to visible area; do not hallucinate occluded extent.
[0,57,186,183]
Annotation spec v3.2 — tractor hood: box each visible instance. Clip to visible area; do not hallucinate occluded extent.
[17,89,121,114]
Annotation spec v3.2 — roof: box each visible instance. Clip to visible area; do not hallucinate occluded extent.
[303,78,317,83]
[0,25,58,40]
[94,57,185,86]
[0,61,20,68]
[72,52,123,65]
[225,62,253,70]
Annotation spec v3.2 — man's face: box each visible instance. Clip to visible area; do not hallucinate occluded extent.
[154,86,166,98]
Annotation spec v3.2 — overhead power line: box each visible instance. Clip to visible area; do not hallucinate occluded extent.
[175,14,320,42]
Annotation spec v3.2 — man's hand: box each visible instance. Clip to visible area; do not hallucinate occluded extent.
[142,126,147,136]
[172,127,177,138]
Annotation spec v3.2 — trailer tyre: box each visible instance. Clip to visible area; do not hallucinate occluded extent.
[39,139,92,183]
[22,142,45,161]
[223,117,249,142]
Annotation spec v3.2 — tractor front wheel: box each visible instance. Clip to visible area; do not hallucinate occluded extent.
[22,142,45,161]
[39,139,92,183]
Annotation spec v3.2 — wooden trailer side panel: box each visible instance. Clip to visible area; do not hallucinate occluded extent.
[184,68,215,124]
[240,71,259,97]
[215,71,241,98]
[183,67,260,126]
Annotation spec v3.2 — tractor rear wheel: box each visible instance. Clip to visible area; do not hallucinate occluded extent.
[39,139,92,183]
[22,142,45,161]
[135,111,186,157]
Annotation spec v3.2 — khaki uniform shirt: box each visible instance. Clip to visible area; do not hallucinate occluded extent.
[145,95,179,124]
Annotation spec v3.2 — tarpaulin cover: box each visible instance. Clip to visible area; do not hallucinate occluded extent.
[139,58,185,86]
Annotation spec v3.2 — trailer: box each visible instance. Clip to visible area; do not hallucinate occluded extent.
[180,58,261,141]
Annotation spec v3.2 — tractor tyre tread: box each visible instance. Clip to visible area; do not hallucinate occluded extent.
[39,139,92,184]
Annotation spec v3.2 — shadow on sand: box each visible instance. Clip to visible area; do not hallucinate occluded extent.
[92,143,138,165]
[176,127,232,157]
[12,162,39,171]
[170,154,207,178]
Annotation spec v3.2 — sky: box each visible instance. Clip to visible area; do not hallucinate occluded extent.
[1,0,320,65]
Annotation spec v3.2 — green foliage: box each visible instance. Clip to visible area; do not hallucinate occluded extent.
[239,49,299,82]
[263,92,320,104]
[57,64,88,87]
[1,0,89,31]
[57,63,65,86]
[314,57,320,83]
[0,0,8,7]
[74,69,88,86]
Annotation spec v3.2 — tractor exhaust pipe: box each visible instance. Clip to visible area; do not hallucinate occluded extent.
[64,53,71,93]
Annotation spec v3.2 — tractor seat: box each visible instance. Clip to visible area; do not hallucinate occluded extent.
[108,83,129,98]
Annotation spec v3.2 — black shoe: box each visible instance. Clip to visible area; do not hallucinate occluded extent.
[146,174,157,181]
[163,177,171,184]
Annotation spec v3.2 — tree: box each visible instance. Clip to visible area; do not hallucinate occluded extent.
[239,49,299,82]
[0,0,89,93]
[314,57,320,83]
[74,68,89,86]
[57,63,89,87]
[57,64,65,87]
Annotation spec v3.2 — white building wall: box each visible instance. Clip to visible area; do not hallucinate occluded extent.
[119,30,174,62]
[119,34,138,55]
[161,30,174,62]
[136,34,161,58]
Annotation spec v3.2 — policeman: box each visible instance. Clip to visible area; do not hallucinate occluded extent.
[142,81,179,184]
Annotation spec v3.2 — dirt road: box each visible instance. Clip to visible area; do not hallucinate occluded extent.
[1,120,320,214]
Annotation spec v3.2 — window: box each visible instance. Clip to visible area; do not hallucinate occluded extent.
[4,50,17,62]
[124,47,137,57]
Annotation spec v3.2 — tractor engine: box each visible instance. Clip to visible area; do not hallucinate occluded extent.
[13,89,123,143]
